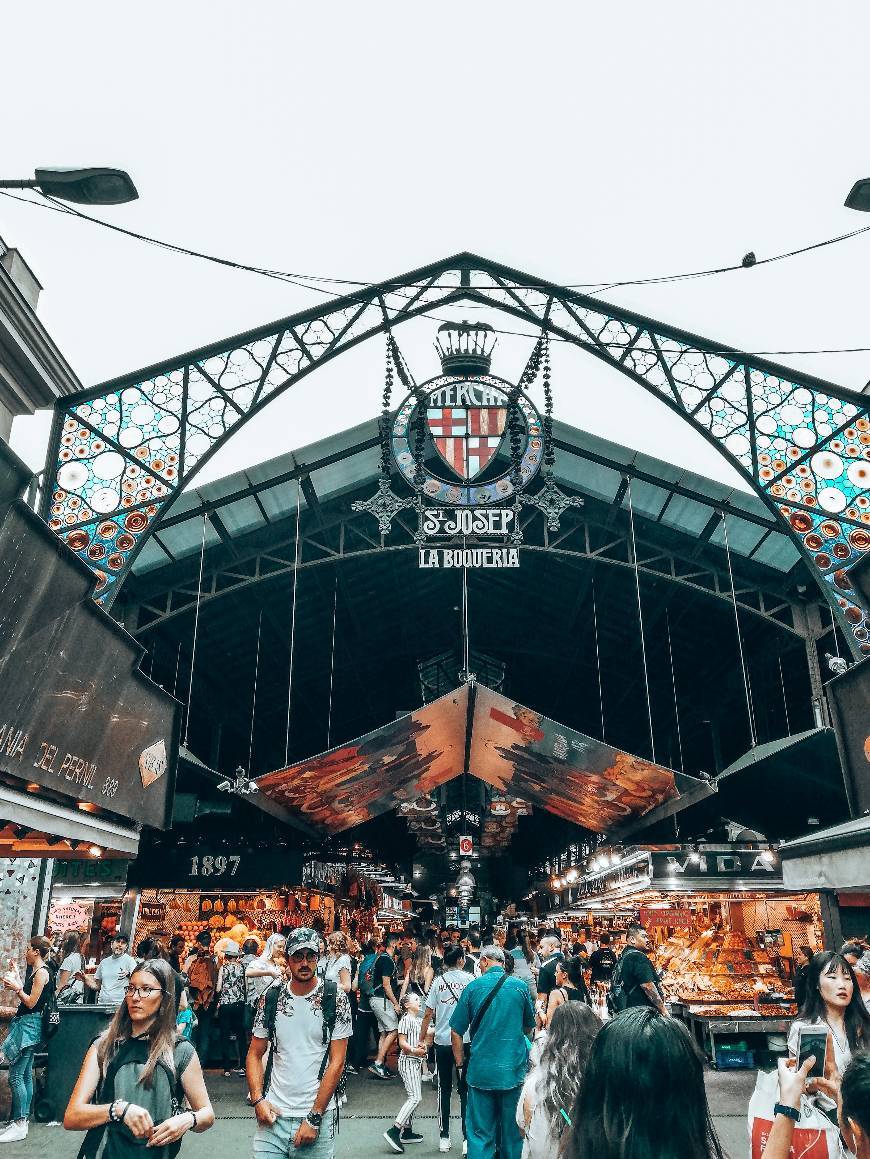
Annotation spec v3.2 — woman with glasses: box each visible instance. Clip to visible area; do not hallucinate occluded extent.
[64,958,214,1158]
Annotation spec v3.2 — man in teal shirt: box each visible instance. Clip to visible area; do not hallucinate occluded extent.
[450,945,535,1159]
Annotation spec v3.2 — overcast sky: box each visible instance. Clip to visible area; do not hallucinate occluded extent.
[5,2,870,497]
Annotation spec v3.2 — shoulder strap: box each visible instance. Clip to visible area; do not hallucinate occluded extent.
[321,980,338,1047]
[469,973,508,1041]
[263,982,281,1036]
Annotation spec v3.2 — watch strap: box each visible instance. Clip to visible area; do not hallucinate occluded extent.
[774,1103,800,1122]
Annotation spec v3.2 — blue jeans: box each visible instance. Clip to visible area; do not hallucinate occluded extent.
[465,1084,523,1159]
[253,1110,337,1159]
[4,1013,41,1121]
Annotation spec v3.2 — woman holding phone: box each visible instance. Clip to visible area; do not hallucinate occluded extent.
[788,950,870,1075]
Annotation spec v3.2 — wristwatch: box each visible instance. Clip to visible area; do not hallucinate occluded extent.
[774,1103,800,1122]
[305,1112,323,1130]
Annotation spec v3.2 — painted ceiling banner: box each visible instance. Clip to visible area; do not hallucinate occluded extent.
[468,685,685,832]
[255,687,469,834]
[257,683,696,836]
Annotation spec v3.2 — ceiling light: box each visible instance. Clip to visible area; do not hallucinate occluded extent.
[88,845,102,858]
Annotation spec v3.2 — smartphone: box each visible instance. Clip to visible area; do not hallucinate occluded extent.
[797,1028,829,1078]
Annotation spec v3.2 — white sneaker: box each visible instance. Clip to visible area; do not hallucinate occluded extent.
[462,1143,468,1156]
[0,1121,27,1143]
[439,1139,451,1153]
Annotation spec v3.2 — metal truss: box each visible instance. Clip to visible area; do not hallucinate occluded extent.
[128,503,800,636]
[41,253,870,654]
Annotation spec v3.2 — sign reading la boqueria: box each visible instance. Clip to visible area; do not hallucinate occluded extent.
[353,322,583,565]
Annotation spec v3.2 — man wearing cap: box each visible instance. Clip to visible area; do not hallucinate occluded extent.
[247,928,352,1157]
[450,945,535,1159]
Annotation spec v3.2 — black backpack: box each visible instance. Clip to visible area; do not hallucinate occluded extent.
[261,979,345,1102]
[607,948,642,1015]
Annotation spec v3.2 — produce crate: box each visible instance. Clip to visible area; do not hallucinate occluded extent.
[714,1047,755,1070]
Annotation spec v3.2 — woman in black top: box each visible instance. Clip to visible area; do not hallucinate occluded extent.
[0,935,53,1140]
[546,956,590,1026]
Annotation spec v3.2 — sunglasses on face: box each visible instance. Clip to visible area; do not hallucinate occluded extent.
[125,984,165,999]
[290,950,318,963]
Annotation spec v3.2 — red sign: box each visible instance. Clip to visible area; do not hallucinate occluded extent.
[638,906,694,928]
[458,835,474,856]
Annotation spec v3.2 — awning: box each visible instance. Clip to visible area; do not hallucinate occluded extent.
[257,683,709,836]
[780,815,870,891]
[0,783,140,856]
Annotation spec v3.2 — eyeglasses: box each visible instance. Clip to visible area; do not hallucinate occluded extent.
[124,985,165,999]
[290,950,318,963]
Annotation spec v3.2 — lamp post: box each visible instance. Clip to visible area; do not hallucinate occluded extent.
[0,167,138,205]
[845,179,870,212]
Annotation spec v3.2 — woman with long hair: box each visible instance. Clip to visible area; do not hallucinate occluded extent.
[323,930,353,993]
[0,936,54,1141]
[565,1007,726,1159]
[789,950,870,1074]
[57,931,85,1004]
[401,945,434,1000]
[245,932,286,1004]
[64,959,214,1158]
[545,956,589,1025]
[517,1001,600,1158]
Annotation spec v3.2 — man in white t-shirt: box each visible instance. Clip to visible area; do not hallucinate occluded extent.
[247,927,351,1158]
[420,944,472,1153]
[83,933,137,1007]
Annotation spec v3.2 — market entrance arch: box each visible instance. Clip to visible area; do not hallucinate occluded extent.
[41,253,870,654]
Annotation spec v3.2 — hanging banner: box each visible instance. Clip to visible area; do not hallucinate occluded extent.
[458,835,474,856]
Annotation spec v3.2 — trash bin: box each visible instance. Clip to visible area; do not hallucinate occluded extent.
[41,1006,114,1122]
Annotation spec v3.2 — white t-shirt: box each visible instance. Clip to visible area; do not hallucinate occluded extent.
[95,952,137,1005]
[425,968,472,1046]
[324,954,352,986]
[253,978,352,1116]
[59,952,84,999]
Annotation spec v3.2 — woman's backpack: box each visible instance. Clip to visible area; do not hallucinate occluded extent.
[77,1037,194,1159]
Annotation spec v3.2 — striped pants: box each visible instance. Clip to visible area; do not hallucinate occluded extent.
[395,1058,423,1127]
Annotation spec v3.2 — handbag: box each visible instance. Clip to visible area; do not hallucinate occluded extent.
[748,1069,848,1158]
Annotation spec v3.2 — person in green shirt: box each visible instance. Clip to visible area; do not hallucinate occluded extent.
[449,945,535,1159]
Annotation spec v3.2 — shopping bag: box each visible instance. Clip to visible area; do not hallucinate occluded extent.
[748,1069,845,1159]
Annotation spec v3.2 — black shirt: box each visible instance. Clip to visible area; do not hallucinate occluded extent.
[618,947,661,1008]
[537,953,564,997]
[372,951,396,998]
[589,947,618,983]
[17,964,52,1017]
[462,953,480,977]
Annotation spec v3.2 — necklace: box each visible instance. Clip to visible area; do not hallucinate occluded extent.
[823,1018,847,1052]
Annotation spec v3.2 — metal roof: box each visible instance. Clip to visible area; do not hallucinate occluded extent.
[130,418,800,578]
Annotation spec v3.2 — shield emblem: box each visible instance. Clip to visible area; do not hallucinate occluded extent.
[426,405,507,481]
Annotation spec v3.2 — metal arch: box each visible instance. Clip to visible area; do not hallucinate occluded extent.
[41,252,870,653]
[127,506,801,636]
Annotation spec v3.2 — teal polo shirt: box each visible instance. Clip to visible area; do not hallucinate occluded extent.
[449,966,535,1090]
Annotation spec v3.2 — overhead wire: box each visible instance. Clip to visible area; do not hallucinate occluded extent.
[4,188,870,358]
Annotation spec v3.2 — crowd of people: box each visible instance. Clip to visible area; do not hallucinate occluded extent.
[0,921,869,1156]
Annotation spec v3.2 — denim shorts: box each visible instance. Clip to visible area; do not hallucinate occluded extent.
[253,1109,337,1158]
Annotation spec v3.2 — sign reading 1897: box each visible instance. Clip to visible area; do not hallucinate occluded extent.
[189,855,241,877]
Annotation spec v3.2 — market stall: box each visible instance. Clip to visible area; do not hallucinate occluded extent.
[569,843,825,1067]
[46,858,130,969]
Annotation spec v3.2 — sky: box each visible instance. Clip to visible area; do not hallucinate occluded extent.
[5,2,870,498]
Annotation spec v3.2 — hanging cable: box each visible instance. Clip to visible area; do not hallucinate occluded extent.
[247,609,263,774]
[830,606,843,660]
[626,479,656,763]
[721,511,758,747]
[326,573,338,749]
[284,477,302,767]
[183,514,208,750]
[591,573,606,742]
[778,655,792,736]
[173,642,182,700]
[461,541,471,679]
[665,607,685,772]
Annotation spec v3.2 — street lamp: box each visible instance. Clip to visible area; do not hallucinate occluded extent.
[845,179,870,212]
[0,167,138,205]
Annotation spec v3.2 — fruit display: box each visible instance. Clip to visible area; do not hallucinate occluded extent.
[656,929,794,1006]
